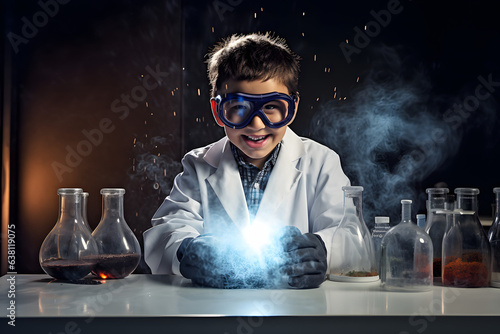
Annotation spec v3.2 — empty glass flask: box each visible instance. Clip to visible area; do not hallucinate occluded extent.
[380,200,433,291]
[487,187,500,288]
[424,188,449,278]
[39,188,99,281]
[442,188,490,288]
[329,186,378,281]
[92,188,141,279]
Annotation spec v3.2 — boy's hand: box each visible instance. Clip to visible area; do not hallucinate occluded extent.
[279,227,327,289]
[177,234,227,288]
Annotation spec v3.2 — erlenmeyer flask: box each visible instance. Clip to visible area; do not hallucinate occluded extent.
[424,188,449,279]
[442,188,490,287]
[329,186,378,282]
[92,188,141,279]
[380,200,433,291]
[39,188,98,281]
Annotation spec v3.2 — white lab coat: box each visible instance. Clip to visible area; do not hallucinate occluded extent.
[143,128,350,275]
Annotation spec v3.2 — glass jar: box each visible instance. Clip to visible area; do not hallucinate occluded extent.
[380,200,433,291]
[424,188,449,278]
[329,186,378,282]
[442,188,490,287]
[92,188,141,279]
[39,188,99,281]
[487,187,500,288]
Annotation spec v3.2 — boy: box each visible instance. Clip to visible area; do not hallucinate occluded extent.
[144,33,350,289]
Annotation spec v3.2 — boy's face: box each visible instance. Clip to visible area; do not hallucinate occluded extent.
[214,79,299,169]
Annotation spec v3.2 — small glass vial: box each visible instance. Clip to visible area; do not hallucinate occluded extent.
[92,188,141,279]
[487,187,500,288]
[372,217,390,272]
[380,200,433,291]
[329,186,378,281]
[424,188,449,278]
[442,188,490,287]
[39,188,98,281]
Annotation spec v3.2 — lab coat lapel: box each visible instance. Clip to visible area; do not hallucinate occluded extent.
[255,129,304,222]
[205,139,250,227]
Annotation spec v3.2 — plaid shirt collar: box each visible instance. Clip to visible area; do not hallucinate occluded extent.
[230,142,281,171]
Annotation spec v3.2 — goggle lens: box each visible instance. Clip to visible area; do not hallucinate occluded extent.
[222,98,290,124]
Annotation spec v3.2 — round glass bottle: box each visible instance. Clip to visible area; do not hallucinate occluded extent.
[442,188,490,287]
[92,188,141,279]
[487,187,500,288]
[39,188,98,281]
[380,200,433,291]
[424,188,449,279]
[329,186,378,281]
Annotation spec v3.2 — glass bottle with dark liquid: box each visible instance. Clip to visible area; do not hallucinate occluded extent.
[92,188,141,279]
[39,188,98,281]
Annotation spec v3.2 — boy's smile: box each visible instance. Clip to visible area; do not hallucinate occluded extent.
[215,79,299,169]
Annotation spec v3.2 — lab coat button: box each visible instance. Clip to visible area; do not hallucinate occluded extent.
[254,183,259,189]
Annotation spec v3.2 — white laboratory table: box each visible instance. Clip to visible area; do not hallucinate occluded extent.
[1,274,499,334]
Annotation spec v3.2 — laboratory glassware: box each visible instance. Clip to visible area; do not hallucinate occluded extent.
[416,214,426,229]
[92,188,141,279]
[372,216,390,272]
[487,187,500,287]
[441,188,490,288]
[82,191,91,229]
[39,188,99,281]
[380,200,433,291]
[424,188,449,278]
[329,186,378,282]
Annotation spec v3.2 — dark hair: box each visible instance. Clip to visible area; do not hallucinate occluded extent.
[207,32,300,97]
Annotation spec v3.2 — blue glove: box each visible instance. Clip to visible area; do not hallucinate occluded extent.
[279,226,328,289]
[177,234,268,288]
[177,234,228,288]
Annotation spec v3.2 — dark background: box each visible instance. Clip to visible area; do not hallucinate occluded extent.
[1,0,499,275]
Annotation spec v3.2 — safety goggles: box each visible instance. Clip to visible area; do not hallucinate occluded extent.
[211,92,297,129]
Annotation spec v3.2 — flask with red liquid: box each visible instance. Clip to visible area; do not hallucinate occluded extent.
[92,188,141,279]
[442,188,490,287]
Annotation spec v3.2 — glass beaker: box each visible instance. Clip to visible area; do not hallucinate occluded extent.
[424,188,449,278]
[380,200,433,291]
[442,188,490,288]
[372,216,390,272]
[329,186,378,281]
[39,188,99,281]
[92,188,141,279]
[487,187,500,288]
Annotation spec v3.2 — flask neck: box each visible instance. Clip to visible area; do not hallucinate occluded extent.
[401,202,412,223]
[343,191,363,220]
[59,194,83,222]
[101,194,125,221]
[495,190,500,217]
[456,195,478,213]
